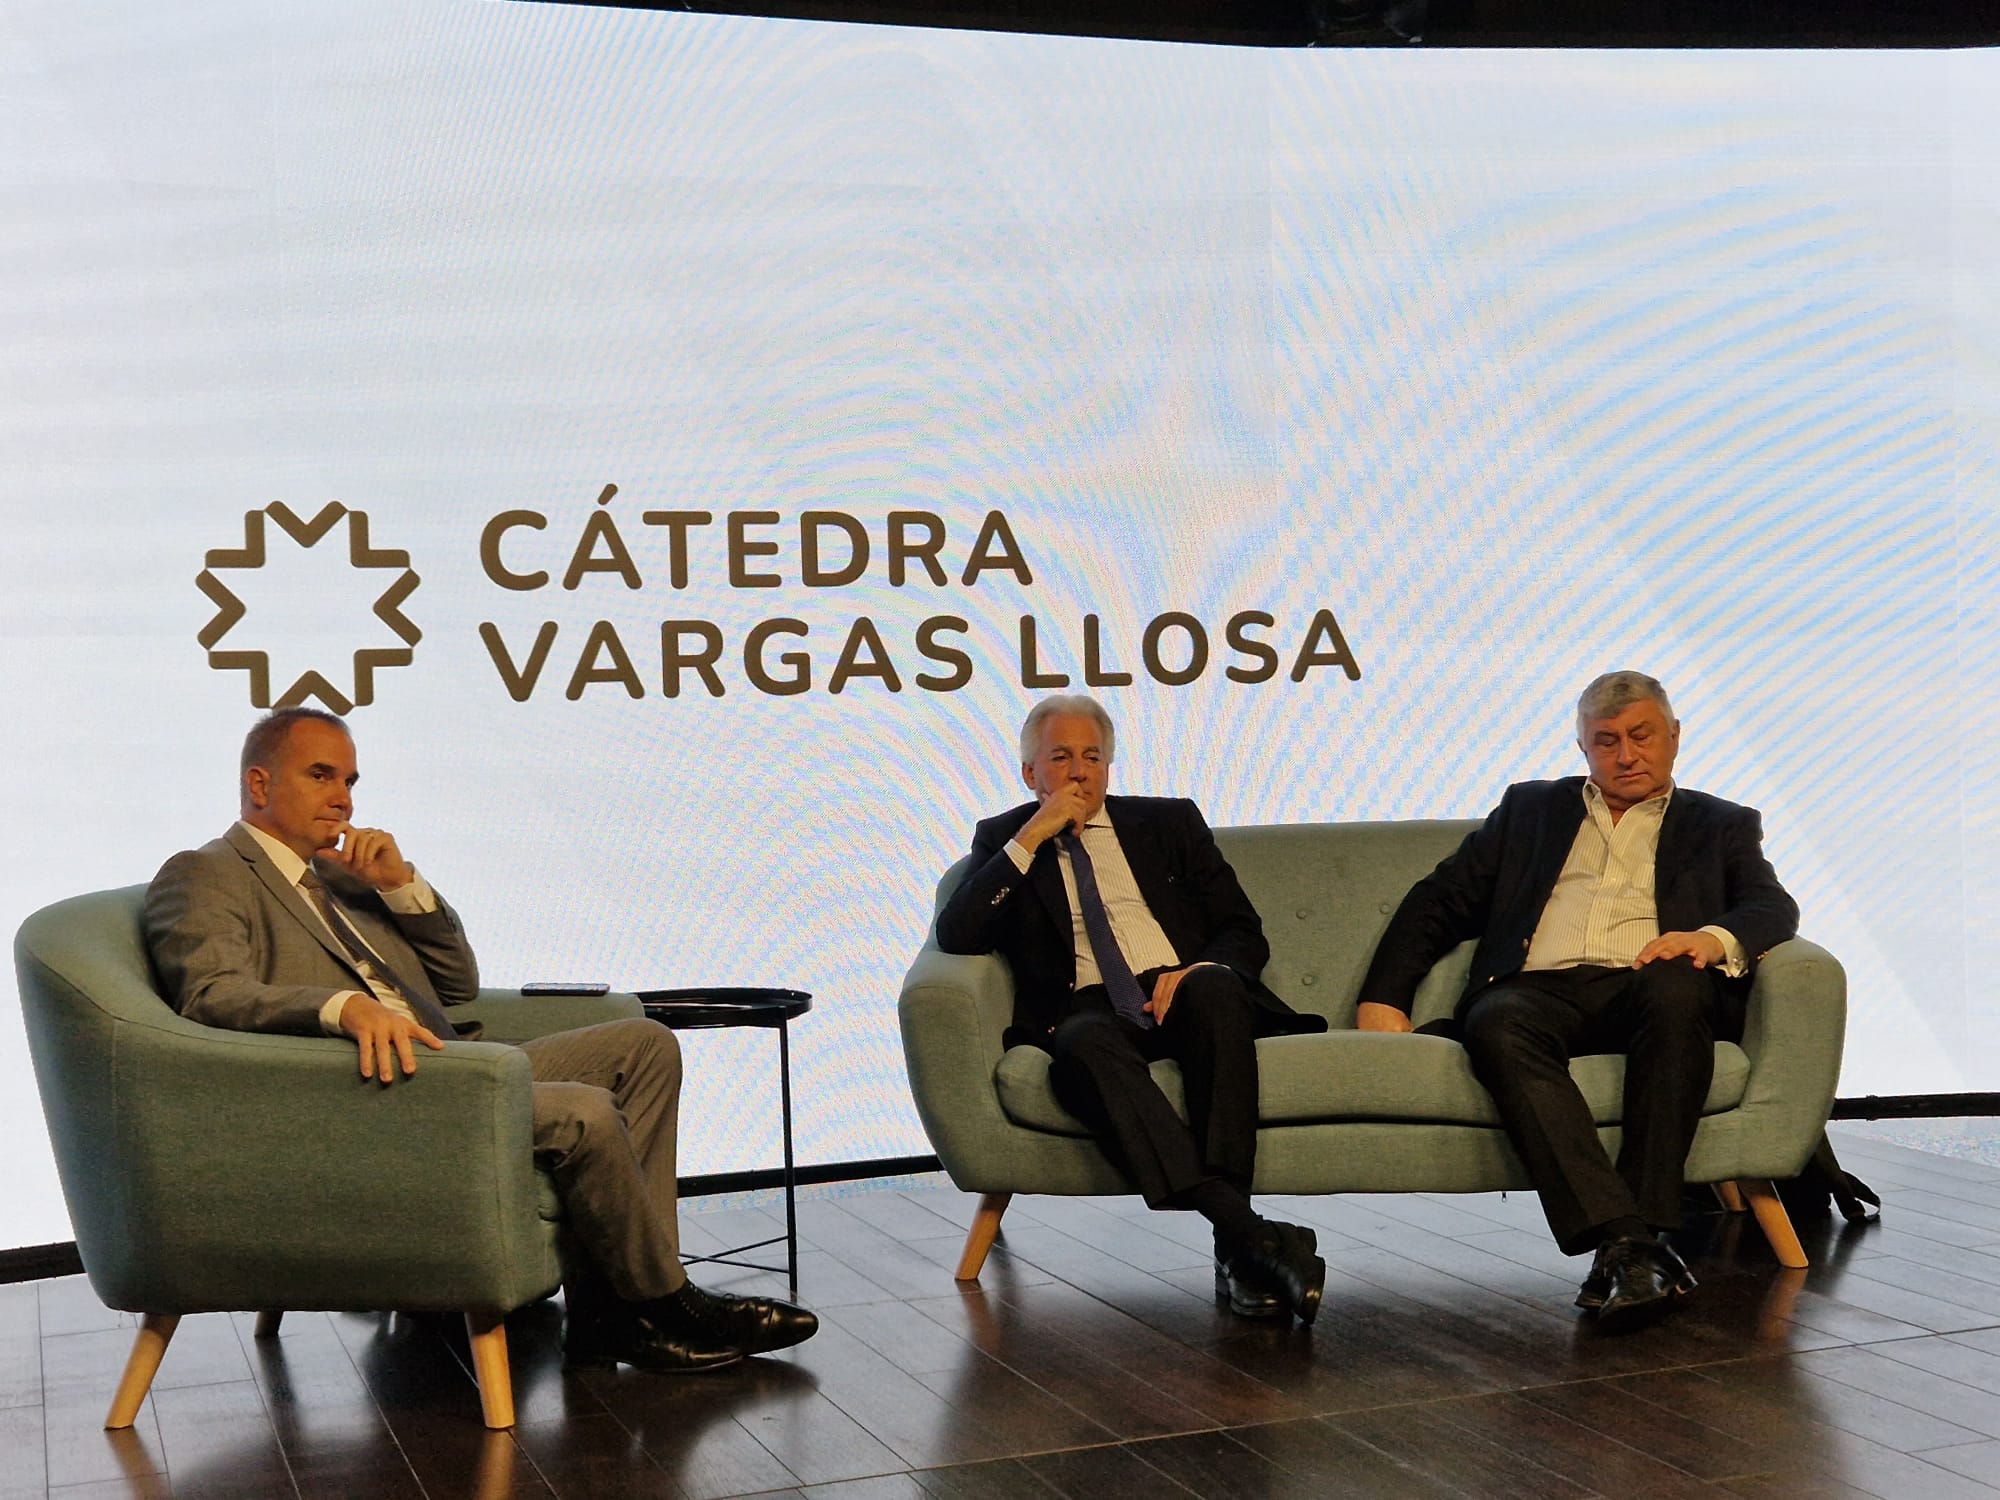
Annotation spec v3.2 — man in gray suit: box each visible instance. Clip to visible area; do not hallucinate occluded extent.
[144,706,817,1372]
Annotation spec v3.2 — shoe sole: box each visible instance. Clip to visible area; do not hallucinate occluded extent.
[1577,1274,1696,1313]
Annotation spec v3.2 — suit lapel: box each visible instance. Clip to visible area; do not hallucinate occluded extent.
[1654,789,1697,925]
[1527,783,1588,902]
[226,823,371,986]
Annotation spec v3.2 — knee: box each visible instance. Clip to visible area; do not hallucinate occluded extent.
[611,1016,681,1077]
[1460,995,1557,1076]
[1048,1013,1141,1081]
[1168,968,1254,1036]
[1629,958,1715,1034]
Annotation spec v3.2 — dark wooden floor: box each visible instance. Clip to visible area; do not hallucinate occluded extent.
[14,1129,2000,1498]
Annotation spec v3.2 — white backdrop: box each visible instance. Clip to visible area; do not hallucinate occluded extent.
[2,1,1994,1251]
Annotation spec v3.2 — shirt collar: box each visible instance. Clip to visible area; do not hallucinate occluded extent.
[1581,779,1674,817]
[237,819,310,886]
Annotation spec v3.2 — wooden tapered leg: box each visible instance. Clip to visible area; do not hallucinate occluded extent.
[1740,1178,1809,1269]
[1714,1180,1746,1213]
[105,1314,179,1429]
[954,1193,1012,1282]
[465,1312,515,1430]
[253,1310,284,1339]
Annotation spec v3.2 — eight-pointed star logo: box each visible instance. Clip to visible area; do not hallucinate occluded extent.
[196,503,422,714]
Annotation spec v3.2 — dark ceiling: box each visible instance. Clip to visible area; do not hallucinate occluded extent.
[550,0,1996,49]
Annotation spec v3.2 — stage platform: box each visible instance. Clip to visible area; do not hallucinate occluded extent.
[11,1126,2000,1498]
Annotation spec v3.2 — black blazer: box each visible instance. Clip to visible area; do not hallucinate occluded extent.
[935,794,1324,1047]
[1355,777,1799,1022]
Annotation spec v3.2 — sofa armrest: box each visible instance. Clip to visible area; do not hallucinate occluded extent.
[897,944,1023,1188]
[452,987,644,1044]
[1723,936,1848,1178]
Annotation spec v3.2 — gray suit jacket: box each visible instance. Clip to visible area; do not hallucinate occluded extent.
[144,823,482,1038]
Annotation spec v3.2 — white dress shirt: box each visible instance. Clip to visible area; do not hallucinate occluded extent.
[1522,784,1747,977]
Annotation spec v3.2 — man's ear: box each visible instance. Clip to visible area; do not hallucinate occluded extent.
[243,766,270,810]
[1020,762,1036,792]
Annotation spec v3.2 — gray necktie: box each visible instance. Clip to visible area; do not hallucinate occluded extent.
[299,869,460,1041]
[1059,831,1153,1029]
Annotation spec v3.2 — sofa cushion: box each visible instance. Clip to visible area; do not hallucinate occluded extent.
[994,1033,1752,1137]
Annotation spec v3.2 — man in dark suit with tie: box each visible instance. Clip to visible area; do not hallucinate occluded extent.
[1355,672,1799,1331]
[144,706,817,1371]
[936,694,1328,1323]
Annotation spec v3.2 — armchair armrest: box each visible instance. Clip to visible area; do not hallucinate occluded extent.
[452,987,643,1044]
[1723,936,1848,1179]
[87,1019,560,1316]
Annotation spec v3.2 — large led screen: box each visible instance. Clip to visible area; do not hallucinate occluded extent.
[2,0,1994,1250]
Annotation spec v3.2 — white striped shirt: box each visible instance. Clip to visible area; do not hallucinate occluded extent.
[1003,807,1182,986]
[1522,784,1746,976]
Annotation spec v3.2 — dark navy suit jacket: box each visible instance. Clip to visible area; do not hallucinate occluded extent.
[935,794,1324,1047]
[1356,777,1799,1026]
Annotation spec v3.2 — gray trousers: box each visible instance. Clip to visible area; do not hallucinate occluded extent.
[519,1017,685,1301]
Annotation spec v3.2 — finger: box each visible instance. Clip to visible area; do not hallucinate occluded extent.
[376,1033,397,1084]
[415,1025,446,1052]
[394,1030,418,1075]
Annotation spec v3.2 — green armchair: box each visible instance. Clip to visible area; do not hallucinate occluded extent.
[13,885,642,1430]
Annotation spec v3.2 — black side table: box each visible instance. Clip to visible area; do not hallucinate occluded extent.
[635,987,811,1299]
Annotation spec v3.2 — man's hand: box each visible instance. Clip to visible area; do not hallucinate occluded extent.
[338,992,445,1082]
[1018,783,1094,852]
[1145,965,1200,1023]
[1356,1001,1414,1034]
[325,824,415,892]
[1634,930,1726,969]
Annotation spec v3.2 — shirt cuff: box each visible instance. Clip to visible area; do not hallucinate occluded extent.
[380,870,437,914]
[320,991,362,1035]
[1003,840,1033,875]
[1700,924,1748,979]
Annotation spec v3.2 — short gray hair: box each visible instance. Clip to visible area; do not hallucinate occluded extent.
[241,706,348,775]
[1576,671,1674,737]
[1019,694,1116,764]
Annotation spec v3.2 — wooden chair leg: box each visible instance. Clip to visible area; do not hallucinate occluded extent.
[253,1310,284,1339]
[1740,1178,1809,1269]
[465,1312,515,1430]
[105,1313,179,1429]
[955,1192,1012,1282]
[1714,1181,1746,1213]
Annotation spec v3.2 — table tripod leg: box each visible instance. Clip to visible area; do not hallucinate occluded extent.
[780,1018,798,1301]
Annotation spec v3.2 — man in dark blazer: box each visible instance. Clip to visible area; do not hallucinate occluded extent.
[1355,672,1798,1331]
[145,706,816,1372]
[937,694,1328,1323]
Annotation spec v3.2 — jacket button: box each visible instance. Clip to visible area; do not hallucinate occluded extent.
[1295,909,1310,920]
[1300,973,1316,986]
[1379,902,1392,915]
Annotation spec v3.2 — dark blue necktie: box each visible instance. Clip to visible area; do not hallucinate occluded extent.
[1059,831,1153,1029]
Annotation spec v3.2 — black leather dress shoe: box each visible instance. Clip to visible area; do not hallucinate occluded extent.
[1227,1221,1325,1326]
[1213,1256,1287,1319]
[646,1281,820,1355]
[1593,1237,1691,1334]
[563,1296,744,1373]
[1576,1238,1696,1311]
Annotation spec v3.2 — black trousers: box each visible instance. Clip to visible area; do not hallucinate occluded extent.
[1460,957,1737,1256]
[1045,965,1260,1209]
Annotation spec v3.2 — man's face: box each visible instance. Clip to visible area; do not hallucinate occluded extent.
[1022,712,1110,823]
[244,719,358,860]
[1580,697,1679,815]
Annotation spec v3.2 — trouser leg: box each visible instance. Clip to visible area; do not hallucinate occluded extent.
[1047,1004,1209,1208]
[1152,966,1260,1195]
[1462,976,1635,1255]
[1594,957,1720,1232]
[521,1018,686,1300]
